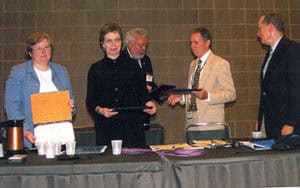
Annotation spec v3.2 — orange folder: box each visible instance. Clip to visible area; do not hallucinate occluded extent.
[30,90,72,125]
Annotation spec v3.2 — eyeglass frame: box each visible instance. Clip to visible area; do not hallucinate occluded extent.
[31,45,51,52]
[104,38,122,45]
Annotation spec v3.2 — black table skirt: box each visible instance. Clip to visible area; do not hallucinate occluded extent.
[0,147,299,188]
[165,147,300,188]
[0,151,164,188]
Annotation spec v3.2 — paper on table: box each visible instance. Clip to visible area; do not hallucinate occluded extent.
[75,146,107,154]
[30,90,72,125]
[192,140,230,148]
[150,143,192,151]
[239,139,275,151]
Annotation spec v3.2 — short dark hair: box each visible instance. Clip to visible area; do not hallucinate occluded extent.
[191,27,212,48]
[99,22,123,51]
[25,32,52,60]
[261,13,285,33]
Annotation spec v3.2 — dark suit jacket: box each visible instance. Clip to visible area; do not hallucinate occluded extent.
[121,49,157,90]
[121,48,157,125]
[258,36,300,138]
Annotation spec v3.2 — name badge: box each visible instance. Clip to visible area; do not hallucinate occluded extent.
[146,74,153,82]
[187,111,193,119]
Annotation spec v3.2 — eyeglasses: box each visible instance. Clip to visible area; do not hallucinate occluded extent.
[32,45,51,52]
[104,38,122,45]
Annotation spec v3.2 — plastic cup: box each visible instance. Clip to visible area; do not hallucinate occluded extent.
[252,131,262,139]
[36,140,46,155]
[45,141,56,159]
[55,141,62,156]
[66,140,76,156]
[111,140,122,155]
[0,143,4,158]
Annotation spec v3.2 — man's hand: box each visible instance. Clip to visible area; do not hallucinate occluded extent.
[167,95,181,106]
[255,121,259,131]
[192,89,208,100]
[146,85,152,92]
[281,124,294,135]
[144,101,156,115]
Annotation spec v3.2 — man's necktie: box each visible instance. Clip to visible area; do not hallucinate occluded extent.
[263,49,273,78]
[188,59,202,111]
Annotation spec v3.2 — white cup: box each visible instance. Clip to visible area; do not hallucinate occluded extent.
[252,131,262,139]
[0,143,4,158]
[66,140,76,155]
[45,141,56,159]
[36,140,46,155]
[55,141,62,156]
[111,140,122,155]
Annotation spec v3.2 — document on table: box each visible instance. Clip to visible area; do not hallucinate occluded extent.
[75,146,107,154]
[150,143,192,151]
[239,139,275,151]
[192,140,231,148]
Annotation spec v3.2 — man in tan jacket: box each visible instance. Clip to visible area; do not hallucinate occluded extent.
[168,27,236,127]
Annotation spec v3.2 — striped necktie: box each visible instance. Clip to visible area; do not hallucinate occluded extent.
[188,59,202,111]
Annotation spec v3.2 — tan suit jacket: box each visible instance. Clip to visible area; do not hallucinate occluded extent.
[185,51,236,126]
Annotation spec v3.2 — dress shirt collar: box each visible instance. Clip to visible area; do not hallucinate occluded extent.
[198,49,211,66]
[127,48,134,59]
[271,36,282,53]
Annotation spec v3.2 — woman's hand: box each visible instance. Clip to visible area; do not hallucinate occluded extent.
[24,130,36,144]
[68,99,75,112]
[95,106,118,118]
[144,101,156,115]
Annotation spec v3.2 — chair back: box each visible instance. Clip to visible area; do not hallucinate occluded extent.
[144,123,164,145]
[185,122,231,144]
[75,130,96,147]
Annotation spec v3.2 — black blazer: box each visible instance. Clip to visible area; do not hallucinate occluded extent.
[258,36,300,138]
[121,49,157,90]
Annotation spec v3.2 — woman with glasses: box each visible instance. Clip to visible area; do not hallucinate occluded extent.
[4,32,76,149]
[86,23,156,148]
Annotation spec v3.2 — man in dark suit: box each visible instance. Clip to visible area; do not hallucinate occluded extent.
[122,28,157,92]
[121,28,157,126]
[256,13,300,138]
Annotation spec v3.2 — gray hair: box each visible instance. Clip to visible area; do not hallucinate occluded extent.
[124,28,149,47]
[261,13,285,34]
[191,27,213,48]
